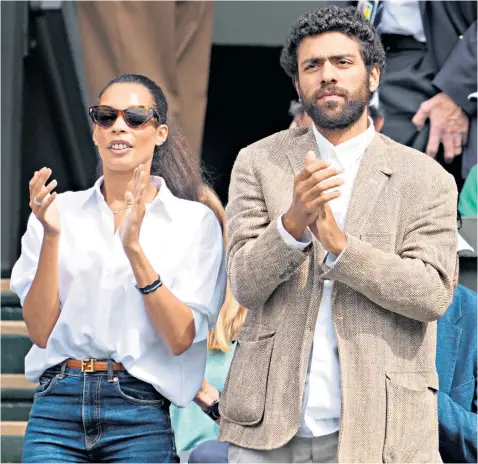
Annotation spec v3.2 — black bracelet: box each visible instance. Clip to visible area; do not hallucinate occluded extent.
[135,275,163,295]
[202,398,221,422]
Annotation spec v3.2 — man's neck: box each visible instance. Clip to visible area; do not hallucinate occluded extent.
[314,112,369,146]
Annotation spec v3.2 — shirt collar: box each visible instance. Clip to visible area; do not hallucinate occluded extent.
[312,117,376,170]
[81,175,175,219]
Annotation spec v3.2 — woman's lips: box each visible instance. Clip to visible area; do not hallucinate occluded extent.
[109,146,132,155]
[107,141,133,155]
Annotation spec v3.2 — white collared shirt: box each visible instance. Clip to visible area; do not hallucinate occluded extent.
[10,176,227,407]
[379,0,426,43]
[278,120,376,436]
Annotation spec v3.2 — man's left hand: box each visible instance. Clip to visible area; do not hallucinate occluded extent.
[305,153,346,255]
[412,92,469,162]
[309,203,347,256]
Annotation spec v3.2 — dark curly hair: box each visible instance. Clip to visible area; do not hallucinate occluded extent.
[280,5,386,82]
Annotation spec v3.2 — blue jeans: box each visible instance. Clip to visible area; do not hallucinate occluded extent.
[22,362,179,463]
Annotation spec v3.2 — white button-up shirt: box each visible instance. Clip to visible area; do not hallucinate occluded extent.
[379,0,426,43]
[10,176,227,407]
[278,120,376,436]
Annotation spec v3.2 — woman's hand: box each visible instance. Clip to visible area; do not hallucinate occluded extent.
[29,167,60,237]
[119,165,147,252]
[194,379,220,410]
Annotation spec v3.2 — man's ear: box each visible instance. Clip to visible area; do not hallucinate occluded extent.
[369,64,380,94]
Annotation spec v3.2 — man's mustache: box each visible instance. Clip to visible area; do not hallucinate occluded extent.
[312,87,348,100]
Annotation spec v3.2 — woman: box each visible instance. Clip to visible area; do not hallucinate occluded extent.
[10,74,226,463]
[170,185,247,463]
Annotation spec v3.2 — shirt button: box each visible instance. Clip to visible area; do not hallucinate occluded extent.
[458,35,463,39]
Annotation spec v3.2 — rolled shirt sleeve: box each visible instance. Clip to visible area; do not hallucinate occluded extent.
[10,213,44,305]
[170,209,227,343]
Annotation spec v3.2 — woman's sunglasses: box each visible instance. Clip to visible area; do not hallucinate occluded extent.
[89,105,161,129]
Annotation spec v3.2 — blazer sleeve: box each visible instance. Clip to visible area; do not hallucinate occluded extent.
[321,170,458,322]
[437,388,477,463]
[433,21,477,116]
[225,147,312,311]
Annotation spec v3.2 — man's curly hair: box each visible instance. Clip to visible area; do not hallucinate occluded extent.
[280,6,386,81]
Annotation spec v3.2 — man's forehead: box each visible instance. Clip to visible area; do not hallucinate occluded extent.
[298,33,361,56]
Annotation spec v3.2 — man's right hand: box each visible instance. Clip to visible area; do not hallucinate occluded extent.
[282,151,343,242]
[29,167,60,237]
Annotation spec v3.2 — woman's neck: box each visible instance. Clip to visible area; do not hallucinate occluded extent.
[101,168,155,206]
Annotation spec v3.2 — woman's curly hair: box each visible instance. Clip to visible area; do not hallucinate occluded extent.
[280,5,386,82]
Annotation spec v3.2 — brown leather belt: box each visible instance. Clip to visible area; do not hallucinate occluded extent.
[66,359,125,373]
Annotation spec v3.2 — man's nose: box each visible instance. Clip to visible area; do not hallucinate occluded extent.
[321,61,337,84]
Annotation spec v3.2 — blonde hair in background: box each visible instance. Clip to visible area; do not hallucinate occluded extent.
[198,184,248,352]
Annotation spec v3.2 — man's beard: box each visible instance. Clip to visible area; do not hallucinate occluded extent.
[299,80,369,130]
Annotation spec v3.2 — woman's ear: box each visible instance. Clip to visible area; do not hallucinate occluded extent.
[155,124,169,147]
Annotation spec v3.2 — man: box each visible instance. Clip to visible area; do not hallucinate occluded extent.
[362,0,477,184]
[436,228,477,463]
[220,6,457,463]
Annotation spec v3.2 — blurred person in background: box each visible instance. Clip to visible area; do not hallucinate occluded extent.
[368,92,385,132]
[171,184,247,464]
[458,92,478,217]
[10,74,226,463]
[459,165,477,217]
[289,100,313,129]
[76,1,214,159]
[356,0,477,188]
[436,217,477,463]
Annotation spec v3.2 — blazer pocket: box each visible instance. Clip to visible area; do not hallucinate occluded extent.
[383,372,439,463]
[220,325,275,426]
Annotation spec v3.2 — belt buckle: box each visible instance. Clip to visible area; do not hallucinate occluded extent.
[81,359,96,373]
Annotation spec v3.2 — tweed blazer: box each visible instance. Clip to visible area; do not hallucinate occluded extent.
[219,127,458,463]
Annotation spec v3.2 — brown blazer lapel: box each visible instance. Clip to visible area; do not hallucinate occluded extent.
[344,134,394,236]
[285,127,317,175]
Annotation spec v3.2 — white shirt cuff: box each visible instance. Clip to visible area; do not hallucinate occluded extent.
[191,309,209,343]
[277,215,312,250]
[324,246,346,268]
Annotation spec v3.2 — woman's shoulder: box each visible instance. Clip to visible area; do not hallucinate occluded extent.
[169,196,218,225]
